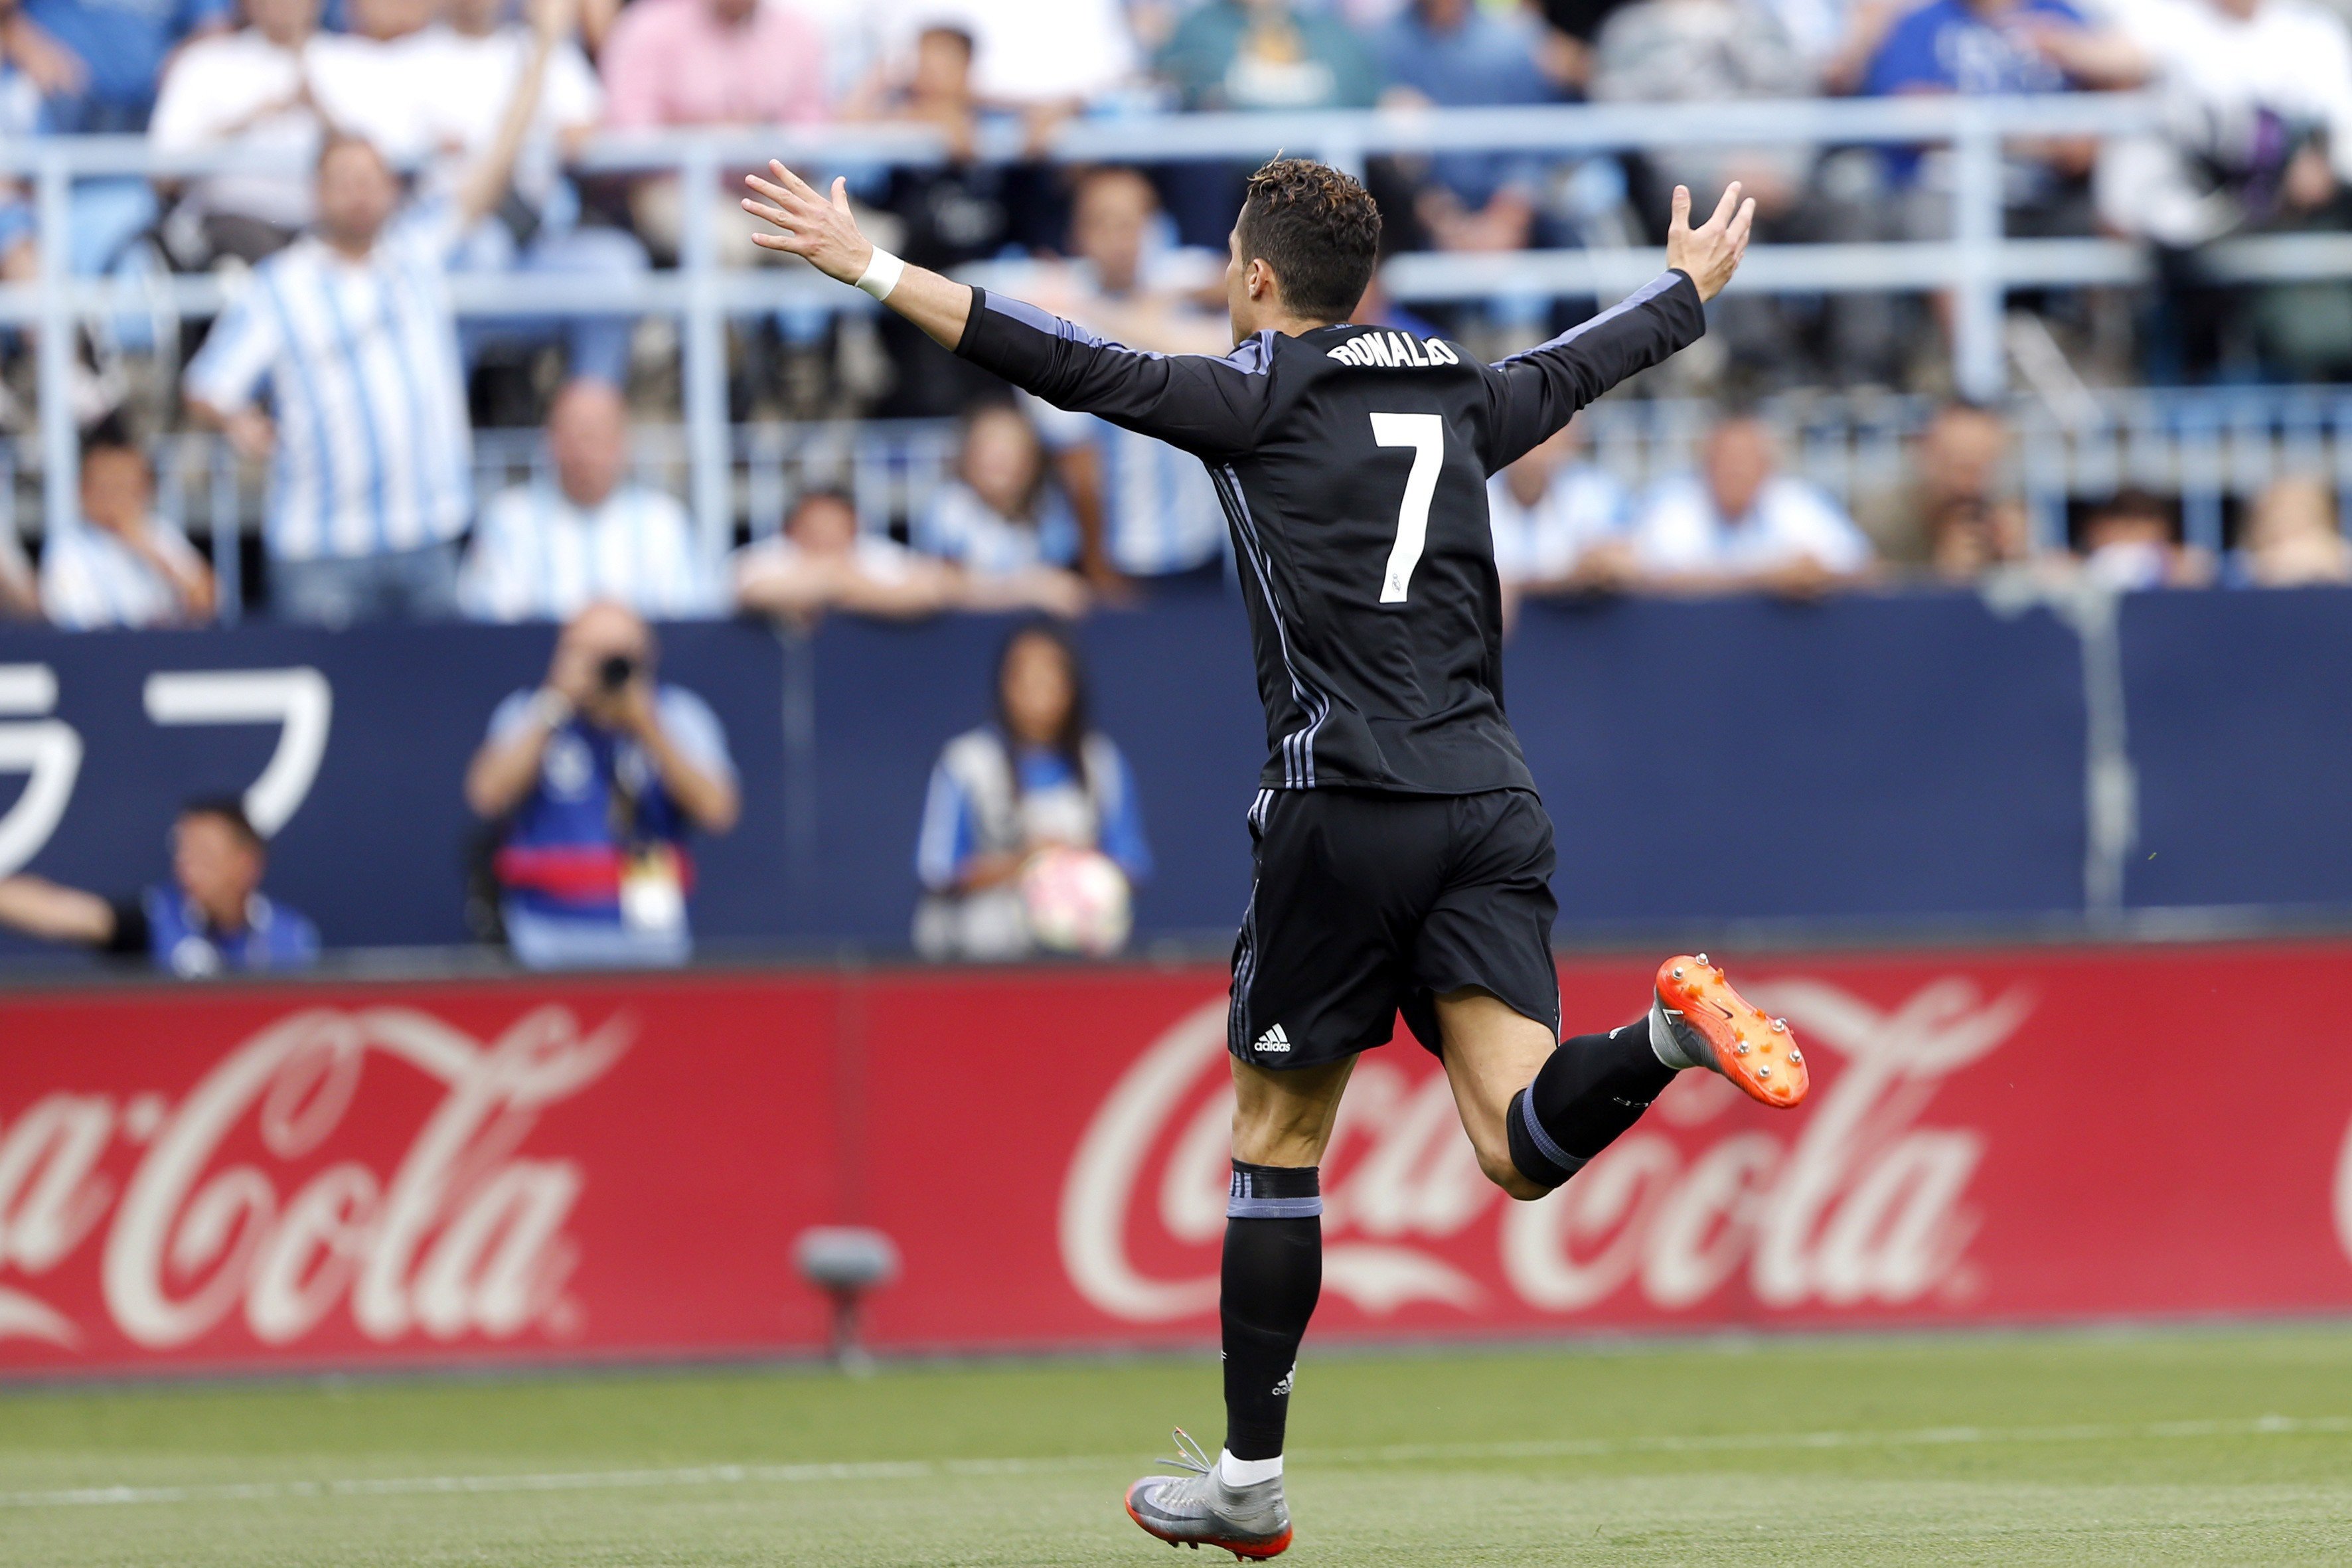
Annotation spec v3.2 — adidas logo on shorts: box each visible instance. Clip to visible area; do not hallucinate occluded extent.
[1255,1024,1291,1055]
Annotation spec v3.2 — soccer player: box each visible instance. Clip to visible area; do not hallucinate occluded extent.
[743,154,1802,1559]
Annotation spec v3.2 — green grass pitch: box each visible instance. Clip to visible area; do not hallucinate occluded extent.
[4,1325,2351,1565]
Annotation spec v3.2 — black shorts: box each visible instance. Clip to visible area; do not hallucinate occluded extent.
[1228,787,1561,1069]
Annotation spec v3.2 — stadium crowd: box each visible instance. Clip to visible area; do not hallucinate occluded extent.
[0,0,2348,629]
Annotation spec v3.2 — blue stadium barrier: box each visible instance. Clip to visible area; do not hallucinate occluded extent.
[1505,591,2090,931]
[2120,588,2352,913]
[0,589,2345,967]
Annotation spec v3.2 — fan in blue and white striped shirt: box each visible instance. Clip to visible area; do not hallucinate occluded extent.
[1006,167,1234,584]
[183,176,474,565]
[459,380,717,622]
[183,0,580,622]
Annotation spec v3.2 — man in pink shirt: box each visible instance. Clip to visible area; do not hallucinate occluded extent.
[601,0,826,262]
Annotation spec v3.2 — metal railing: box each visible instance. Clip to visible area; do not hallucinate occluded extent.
[14,383,2346,623]
[5,94,2351,575]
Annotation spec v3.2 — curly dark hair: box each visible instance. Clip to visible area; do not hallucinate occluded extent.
[1236,157,1382,323]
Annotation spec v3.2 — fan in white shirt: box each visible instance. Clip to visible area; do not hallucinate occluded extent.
[302,0,442,166]
[872,0,1140,107]
[147,0,326,261]
[408,0,604,215]
[1486,419,1636,597]
[1631,414,1874,595]
[461,380,716,623]
[40,433,217,631]
[2094,0,2352,244]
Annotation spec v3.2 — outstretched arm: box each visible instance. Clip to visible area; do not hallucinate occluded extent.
[453,0,577,231]
[741,163,1268,457]
[742,161,975,348]
[0,875,116,946]
[1482,183,1755,473]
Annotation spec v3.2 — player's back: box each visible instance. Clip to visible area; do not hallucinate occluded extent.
[1215,323,1528,795]
[952,272,1706,796]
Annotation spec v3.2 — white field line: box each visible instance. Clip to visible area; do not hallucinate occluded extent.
[3,1414,2348,1512]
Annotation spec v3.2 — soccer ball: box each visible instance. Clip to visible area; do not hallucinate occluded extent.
[1022,846,1133,957]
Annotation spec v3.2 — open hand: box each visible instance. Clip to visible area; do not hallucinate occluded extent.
[742,161,872,284]
[1664,182,1756,303]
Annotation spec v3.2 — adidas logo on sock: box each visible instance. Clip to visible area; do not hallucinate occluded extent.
[1255,1024,1291,1054]
[1271,1366,1294,1397]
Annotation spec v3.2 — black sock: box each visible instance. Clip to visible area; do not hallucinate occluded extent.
[1221,1160,1321,1462]
[1506,1021,1678,1190]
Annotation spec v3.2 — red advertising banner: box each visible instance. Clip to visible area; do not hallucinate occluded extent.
[0,977,841,1373]
[4,943,2351,1373]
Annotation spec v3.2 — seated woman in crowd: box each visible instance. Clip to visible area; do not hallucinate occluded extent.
[913,401,1089,616]
[913,621,1150,961]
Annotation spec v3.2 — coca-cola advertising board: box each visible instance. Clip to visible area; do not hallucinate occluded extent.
[5,943,2352,1374]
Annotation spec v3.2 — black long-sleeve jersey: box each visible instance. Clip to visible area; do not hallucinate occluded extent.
[955,270,1707,796]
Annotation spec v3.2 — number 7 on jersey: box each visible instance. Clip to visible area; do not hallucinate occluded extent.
[1372,412,1445,604]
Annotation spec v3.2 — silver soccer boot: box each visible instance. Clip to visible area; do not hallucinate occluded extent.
[1123,1429,1294,1559]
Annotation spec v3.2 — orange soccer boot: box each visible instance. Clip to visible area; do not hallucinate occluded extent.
[1650,953,1808,1109]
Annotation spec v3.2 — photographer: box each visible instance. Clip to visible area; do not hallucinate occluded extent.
[465,600,739,970]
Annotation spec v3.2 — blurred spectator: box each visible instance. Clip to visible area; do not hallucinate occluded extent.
[465,600,740,969]
[862,26,1010,266]
[1861,0,2141,241]
[854,23,1036,417]
[914,621,1150,961]
[1374,0,1557,254]
[894,0,1140,110]
[1855,401,2031,575]
[147,0,325,265]
[2078,488,2211,589]
[424,0,647,391]
[601,0,826,265]
[460,380,715,623]
[0,521,35,619]
[0,797,319,975]
[2233,475,2352,586]
[1528,0,1640,92]
[915,402,1091,617]
[736,483,1089,626]
[1487,418,1636,599]
[1632,412,1875,594]
[2098,0,2352,251]
[1017,167,1231,589]
[732,487,963,624]
[0,0,229,133]
[2094,0,2352,376]
[40,423,216,629]
[1590,0,1813,223]
[1156,0,1383,112]
[182,0,574,625]
[303,0,439,163]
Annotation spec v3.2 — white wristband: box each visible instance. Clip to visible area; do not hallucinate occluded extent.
[854,247,905,301]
